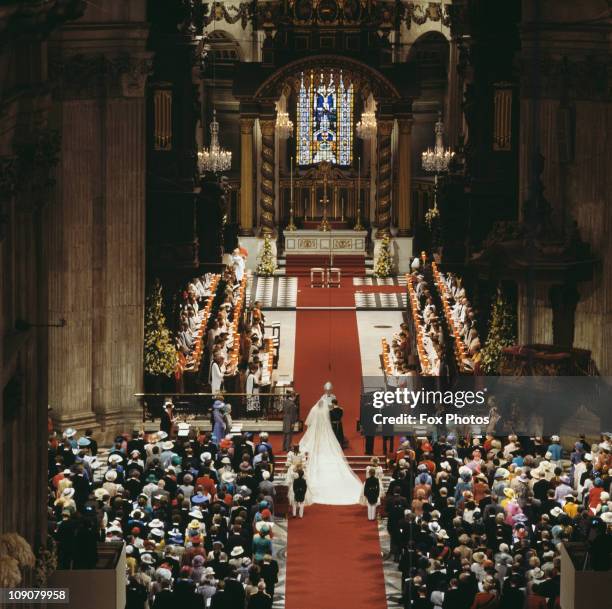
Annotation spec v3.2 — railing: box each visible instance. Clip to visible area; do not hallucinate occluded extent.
[135,390,300,424]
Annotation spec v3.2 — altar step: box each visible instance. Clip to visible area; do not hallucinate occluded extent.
[284,254,368,277]
[273,454,386,478]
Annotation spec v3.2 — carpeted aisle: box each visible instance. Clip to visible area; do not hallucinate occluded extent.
[284,276,388,609]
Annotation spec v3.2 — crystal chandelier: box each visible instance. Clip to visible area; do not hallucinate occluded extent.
[421,113,455,173]
[198,109,232,174]
[276,111,294,139]
[356,110,377,140]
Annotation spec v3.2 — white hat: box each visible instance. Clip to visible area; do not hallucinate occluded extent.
[158,431,168,440]
[531,568,545,581]
[141,553,155,565]
[64,428,77,438]
[551,435,560,442]
[585,453,593,461]
[107,525,122,534]
[550,507,563,518]
[262,470,270,480]
[222,471,236,483]
[601,512,612,524]
[221,456,232,464]
[108,454,123,464]
[149,519,165,530]
[230,546,244,557]
[105,470,118,482]
[189,508,204,519]
[88,456,101,469]
[62,487,75,498]
[161,441,174,451]
[63,468,72,475]
[94,488,110,501]
[437,529,449,540]
[150,528,164,538]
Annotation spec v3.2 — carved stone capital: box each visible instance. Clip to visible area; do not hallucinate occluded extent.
[377,120,394,137]
[240,118,255,135]
[259,119,276,137]
[398,118,414,135]
[50,52,153,100]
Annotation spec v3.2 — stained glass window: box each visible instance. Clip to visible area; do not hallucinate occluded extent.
[297,70,353,166]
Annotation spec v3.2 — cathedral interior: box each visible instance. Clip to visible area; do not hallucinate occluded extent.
[0,0,611,607]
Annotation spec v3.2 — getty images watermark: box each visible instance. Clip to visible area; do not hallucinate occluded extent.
[359,376,612,436]
[371,387,490,426]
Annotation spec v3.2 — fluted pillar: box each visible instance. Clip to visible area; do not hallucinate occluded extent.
[397,118,413,236]
[47,8,150,437]
[259,118,276,234]
[239,118,255,235]
[375,119,394,237]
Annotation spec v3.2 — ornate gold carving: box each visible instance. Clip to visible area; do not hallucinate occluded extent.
[298,239,318,248]
[375,121,393,237]
[240,118,255,135]
[259,119,276,234]
[333,239,353,249]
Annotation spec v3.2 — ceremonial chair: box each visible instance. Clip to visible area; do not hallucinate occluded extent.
[327,267,341,288]
[310,267,325,287]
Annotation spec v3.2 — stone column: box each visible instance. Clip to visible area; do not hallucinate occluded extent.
[375,119,394,237]
[47,6,150,438]
[397,118,413,236]
[259,117,276,234]
[239,118,255,235]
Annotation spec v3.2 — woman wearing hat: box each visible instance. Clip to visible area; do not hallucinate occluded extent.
[252,525,273,562]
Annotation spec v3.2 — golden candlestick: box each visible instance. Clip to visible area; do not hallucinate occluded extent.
[318,174,331,231]
[354,155,364,231]
[286,156,297,231]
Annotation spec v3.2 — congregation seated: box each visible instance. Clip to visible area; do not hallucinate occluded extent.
[433,264,482,374]
[407,270,445,376]
[48,424,280,608]
[385,432,612,609]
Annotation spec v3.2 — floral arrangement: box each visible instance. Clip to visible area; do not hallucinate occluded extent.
[374,235,393,277]
[256,234,277,276]
[34,537,58,587]
[143,279,177,377]
[0,533,36,587]
[425,205,440,228]
[481,286,516,375]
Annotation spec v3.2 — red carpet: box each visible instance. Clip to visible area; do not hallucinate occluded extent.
[284,276,387,609]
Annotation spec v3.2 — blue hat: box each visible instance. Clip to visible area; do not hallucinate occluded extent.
[191,493,208,505]
[78,437,91,447]
[257,444,268,454]
[213,400,224,409]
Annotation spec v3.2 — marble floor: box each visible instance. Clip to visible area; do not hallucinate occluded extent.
[356,310,405,377]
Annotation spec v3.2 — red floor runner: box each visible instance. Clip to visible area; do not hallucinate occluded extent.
[284,277,387,609]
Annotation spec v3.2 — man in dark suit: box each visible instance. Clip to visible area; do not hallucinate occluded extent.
[247,582,272,609]
[259,554,279,597]
[282,391,299,452]
[223,572,245,608]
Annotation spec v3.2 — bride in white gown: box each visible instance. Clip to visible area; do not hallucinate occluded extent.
[299,382,362,505]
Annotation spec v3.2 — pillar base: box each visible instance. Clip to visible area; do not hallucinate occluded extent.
[394,236,415,274]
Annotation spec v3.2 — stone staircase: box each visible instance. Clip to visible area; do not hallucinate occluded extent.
[275,255,374,276]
